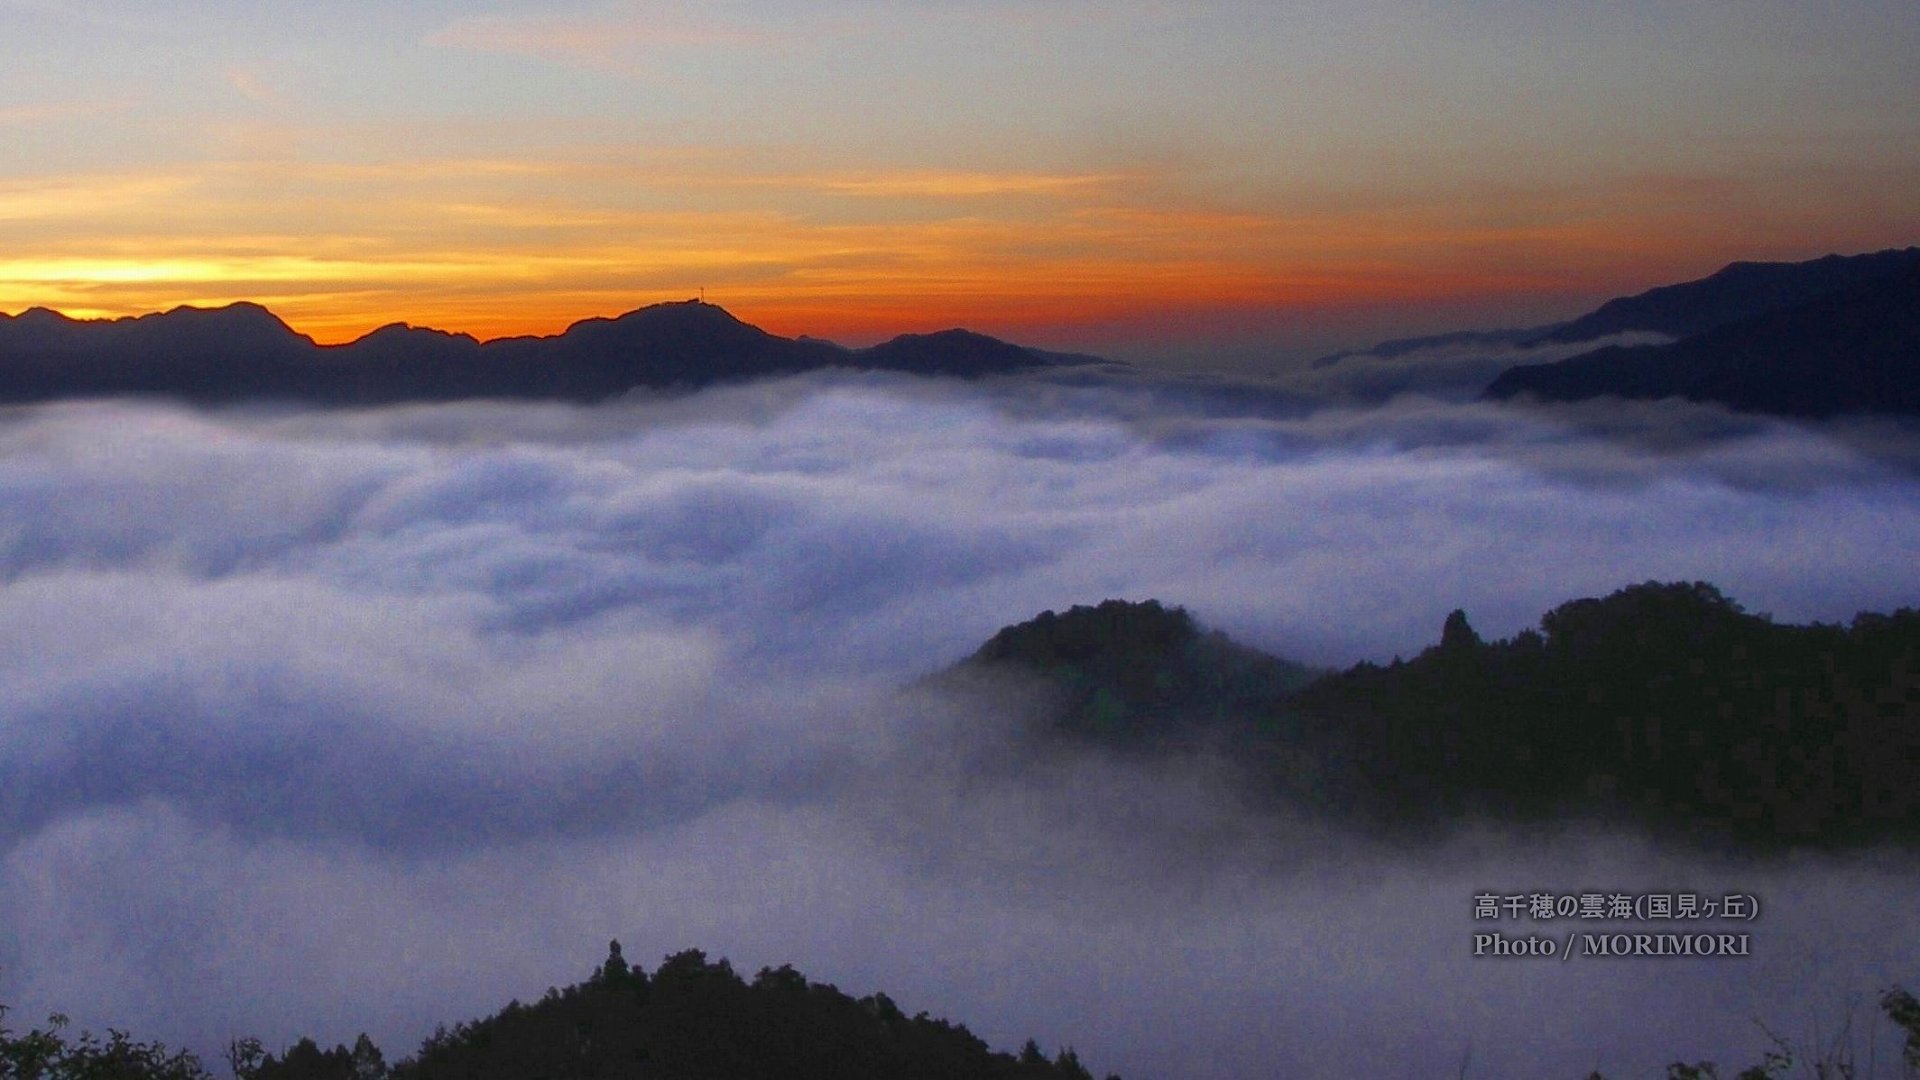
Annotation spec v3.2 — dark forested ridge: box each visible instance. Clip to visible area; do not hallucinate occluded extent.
[9,954,1920,1080]
[384,946,1109,1080]
[3,946,1116,1080]
[0,300,1081,405]
[951,585,1920,847]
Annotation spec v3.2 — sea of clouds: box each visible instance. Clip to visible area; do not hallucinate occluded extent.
[4,370,1920,1079]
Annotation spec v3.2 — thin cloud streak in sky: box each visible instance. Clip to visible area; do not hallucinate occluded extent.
[428,5,792,70]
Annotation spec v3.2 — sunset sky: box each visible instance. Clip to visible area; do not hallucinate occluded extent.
[3,0,1917,362]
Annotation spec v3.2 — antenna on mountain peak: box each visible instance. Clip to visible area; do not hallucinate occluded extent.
[699,287,705,304]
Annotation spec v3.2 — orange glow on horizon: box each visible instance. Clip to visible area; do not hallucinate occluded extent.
[0,247,1779,352]
[1,260,1603,347]
[5,163,1912,352]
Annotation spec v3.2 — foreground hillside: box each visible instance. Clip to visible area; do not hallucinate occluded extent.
[2,946,1115,1080]
[8,951,1920,1079]
[950,583,1920,847]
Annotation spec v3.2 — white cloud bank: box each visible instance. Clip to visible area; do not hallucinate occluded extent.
[3,375,1919,1079]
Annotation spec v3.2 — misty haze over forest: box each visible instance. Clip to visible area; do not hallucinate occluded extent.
[6,0,1919,1068]
[0,250,1918,1080]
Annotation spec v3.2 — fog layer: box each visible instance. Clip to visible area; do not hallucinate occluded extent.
[3,374,1919,1079]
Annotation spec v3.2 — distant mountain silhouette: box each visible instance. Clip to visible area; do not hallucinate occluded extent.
[949,588,1920,847]
[856,328,1045,377]
[1486,260,1920,416]
[0,302,317,400]
[1305,246,1920,416]
[1314,248,1920,370]
[0,299,1089,405]
[1531,246,1920,344]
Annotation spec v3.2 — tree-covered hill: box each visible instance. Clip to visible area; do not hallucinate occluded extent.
[1294,582,1920,844]
[4,945,1115,1080]
[10,964,1920,1080]
[942,598,1317,747]
[947,585,1920,847]
[230,945,1112,1080]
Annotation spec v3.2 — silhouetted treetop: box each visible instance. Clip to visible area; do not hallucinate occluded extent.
[0,1007,212,1080]
[1439,609,1482,651]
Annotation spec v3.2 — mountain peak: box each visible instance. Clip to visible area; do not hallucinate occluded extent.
[859,326,1044,376]
[5,306,76,323]
[354,321,479,345]
[161,299,285,322]
[0,298,1085,404]
[573,298,755,334]
[1536,245,1920,344]
[1488,259,1920,416]
[150,300,308,344]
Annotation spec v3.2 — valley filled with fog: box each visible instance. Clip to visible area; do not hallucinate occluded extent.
[5,369,1920,1079]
